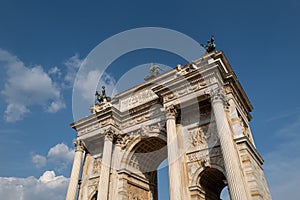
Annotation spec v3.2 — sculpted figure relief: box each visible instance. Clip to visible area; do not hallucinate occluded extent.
[190,127,206,147]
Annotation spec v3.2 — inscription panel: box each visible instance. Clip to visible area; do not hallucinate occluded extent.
[120,90,158,112]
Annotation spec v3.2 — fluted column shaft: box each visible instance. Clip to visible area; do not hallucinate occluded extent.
[97,129,114,200]
[165,106,184,200]
[211,90,250,200]
[66,140,85,200]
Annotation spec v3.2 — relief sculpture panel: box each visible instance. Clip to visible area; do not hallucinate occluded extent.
[92,158,101,174]
[127,183,149,200]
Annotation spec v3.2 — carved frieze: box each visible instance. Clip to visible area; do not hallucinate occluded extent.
[78,123,100,135]
[163,74,217,103]
[187,147,222,163]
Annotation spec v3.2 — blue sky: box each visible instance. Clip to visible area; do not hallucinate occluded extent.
[0,0,300,199]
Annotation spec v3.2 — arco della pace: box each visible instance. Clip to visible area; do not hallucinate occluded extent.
[66,51,272,200]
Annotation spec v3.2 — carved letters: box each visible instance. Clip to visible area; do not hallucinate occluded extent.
[120,90,158,112]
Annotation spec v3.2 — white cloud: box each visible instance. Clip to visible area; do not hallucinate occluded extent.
[31,143,74,172]
[47,143,74,163]
[63,54,82,88]
[48,66,61,77]
[4,103,30,122]
[264,114,300,199]
[63,53,116,103]
[0,171,69,200]
[46,100,66,113]
[47,143,74,172]
[0,49,65,122]
[31,154,47,168]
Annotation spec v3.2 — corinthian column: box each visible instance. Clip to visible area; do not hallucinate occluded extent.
[210,88,250,200]
[97,128,115,200]
[165,105,184,200]
[66,140,85,200]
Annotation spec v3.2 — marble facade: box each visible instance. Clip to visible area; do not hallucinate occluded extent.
[66,51,272,200]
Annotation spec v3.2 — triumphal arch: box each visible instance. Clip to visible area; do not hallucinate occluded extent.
[66,51,272,200]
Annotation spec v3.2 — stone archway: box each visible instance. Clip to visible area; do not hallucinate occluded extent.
[199,168,227,200]
[120,136,167,200]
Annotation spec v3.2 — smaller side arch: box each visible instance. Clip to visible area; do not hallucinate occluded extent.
[190,164,226,187]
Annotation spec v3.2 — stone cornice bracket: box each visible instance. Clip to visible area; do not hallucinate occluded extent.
[165,105,178,120]
[73,139,85,152]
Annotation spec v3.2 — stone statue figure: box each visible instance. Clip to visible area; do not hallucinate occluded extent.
[202,35,216,53]
[144,64,164,80]
[95,86,111,104]
[150,64,163,76]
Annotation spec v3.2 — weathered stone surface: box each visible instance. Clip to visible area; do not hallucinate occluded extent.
[67,51,271,200]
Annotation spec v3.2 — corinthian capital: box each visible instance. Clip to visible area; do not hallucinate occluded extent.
[104,127,116,142]
[165,105,178,120]
[210,87,226,105]
[73,140,85,152]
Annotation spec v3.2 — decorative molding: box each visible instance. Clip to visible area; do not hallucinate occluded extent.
[186,147,222,163]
